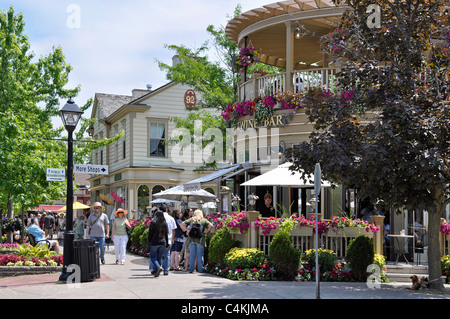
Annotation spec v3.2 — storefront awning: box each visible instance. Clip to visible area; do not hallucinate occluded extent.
[184,163,253,187]
[30,205,65,212]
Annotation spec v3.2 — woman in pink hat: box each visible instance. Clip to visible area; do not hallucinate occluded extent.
[111,208,131,265]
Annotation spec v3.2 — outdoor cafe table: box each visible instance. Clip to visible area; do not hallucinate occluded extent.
[387,234,414,265]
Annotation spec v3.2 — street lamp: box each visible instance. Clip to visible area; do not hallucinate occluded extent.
[58,97,83,282]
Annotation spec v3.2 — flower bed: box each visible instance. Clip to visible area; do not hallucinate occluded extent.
[128,245,149,257]
[205,262,276,281]
[0,242,63,277]
[0,254,63,267]
[298,261,353,282]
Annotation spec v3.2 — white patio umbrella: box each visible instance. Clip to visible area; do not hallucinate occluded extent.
[153,184,217,202]
[241,162,331,213]
[150,198,179,204]
[241,162,331,188]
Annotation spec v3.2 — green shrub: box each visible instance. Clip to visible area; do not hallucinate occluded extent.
[268,230,301,280]
[15,243,56,259]
[208,228,234,265]
[303,248,337,272]
[345,235,374,281]
[131,222,146,247]
[224,247,266,270]
[139,228,149,251]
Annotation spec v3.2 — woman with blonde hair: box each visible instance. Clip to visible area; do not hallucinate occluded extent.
[180,209,213,273]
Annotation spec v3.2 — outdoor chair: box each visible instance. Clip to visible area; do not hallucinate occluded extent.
[27,232,52,250]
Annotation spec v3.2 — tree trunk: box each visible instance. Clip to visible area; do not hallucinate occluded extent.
[0,208,3,241]
[427,188,445,291]
[7,194,13,243]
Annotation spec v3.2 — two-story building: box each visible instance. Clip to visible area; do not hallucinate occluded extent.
[223,0,450,262]
[87,61,228,218]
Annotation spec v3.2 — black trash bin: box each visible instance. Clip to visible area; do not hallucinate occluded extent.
[73,239,101,282]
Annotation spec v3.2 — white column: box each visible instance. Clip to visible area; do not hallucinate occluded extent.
[285,21,294,92]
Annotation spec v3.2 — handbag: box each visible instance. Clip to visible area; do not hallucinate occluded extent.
[125,221,132,238]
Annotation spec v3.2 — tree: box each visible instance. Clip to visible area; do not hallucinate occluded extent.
[288,0,449,290]
[0,7,79,238]
[0,7,123,241]
[156,5,243,112]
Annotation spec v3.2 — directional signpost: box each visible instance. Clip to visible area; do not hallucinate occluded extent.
[74,164,108,175]
[46,168,65,182]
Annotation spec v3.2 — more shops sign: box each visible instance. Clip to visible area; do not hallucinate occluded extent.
[235,113,293,130]
[74,164,109,175]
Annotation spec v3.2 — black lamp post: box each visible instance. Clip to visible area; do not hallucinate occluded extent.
[58,98,83,282]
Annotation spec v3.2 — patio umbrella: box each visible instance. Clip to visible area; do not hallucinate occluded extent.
[57,202,91,211]
[110,190,126,203]
[99,194,114,206]
[153,184,217,202]
[241,162,331,188]
[150,198,179,204]
[241,162,331,213]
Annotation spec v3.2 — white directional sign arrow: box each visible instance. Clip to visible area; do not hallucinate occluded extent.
[74,164,108,175]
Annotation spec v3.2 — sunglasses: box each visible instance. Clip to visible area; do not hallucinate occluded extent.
[94,207,102,209]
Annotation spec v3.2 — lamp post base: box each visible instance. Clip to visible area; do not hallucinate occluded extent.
[58,266,75,282]
[59,230,75,282]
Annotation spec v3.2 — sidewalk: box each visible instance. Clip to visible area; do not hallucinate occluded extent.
[0,248,449,300]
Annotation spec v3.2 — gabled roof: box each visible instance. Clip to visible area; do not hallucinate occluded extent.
[92,93,136,120]
[90,81,178,123]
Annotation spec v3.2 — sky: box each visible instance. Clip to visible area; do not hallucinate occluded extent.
[2,0,277,132]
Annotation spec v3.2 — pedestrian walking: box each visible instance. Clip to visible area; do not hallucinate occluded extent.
[56,212,66,244]
[43,212,55,240]
[170,209,185,271]
[160,205,177,275]
[86,202,110,264]
[74,215,85,239]
[111,208,130,265]
[180,208,193,271]
[180,209,213,273]
[148,209,169,277]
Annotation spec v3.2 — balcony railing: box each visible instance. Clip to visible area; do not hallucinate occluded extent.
[239,68,337,102]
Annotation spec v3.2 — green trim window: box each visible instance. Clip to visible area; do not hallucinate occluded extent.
[149,121,166,157]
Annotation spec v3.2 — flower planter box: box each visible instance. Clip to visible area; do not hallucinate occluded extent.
[229,228,248,235]
[326,228,373,238]
[291,227,313,237]
[0,266,62,278]
[262,226,313,237]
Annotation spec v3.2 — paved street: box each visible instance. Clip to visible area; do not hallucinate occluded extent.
[0,247,449,301]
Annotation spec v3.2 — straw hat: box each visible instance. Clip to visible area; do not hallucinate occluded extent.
[57,212,65,218]
[114,208,128,218]
[92,202,104,208]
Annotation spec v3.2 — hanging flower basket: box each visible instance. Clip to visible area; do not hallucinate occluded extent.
[236,46,261,71]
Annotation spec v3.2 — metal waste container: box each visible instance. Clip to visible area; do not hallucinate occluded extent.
[73,239,100,282]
